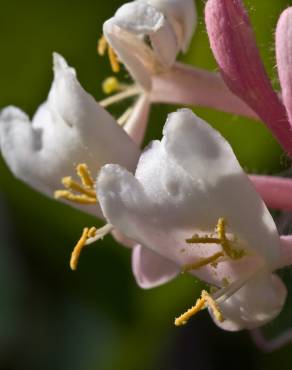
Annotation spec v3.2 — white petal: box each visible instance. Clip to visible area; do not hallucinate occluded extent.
[103,1,178,89]
[113,0,165,33]
[0,53,140,215]
[97,109,279,288]
[132,244,180,288]
[146,0,197,51]
[211,272,287,331]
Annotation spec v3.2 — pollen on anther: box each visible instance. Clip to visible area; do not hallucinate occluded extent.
[54,163,97,205]
[174,290,224,327]
[98,35,107,56]
[102,76,121,95]
[97,35,120,73]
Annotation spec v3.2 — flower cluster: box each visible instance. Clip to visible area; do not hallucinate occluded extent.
[2,0,292,335]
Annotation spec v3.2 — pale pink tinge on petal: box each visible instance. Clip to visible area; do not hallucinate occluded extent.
[123,94,151,147]
[277,235,292,269]
[250,175,292,211]
[132,244,180,289]
[151,62,257,119]
[212,272,286,331]
[205,0,292,155]
[276,8,292,128]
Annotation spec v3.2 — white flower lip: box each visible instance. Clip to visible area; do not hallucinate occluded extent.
[96,108,285,330]
[0,53,140,215]
[103,0,197,90]
[146,0,197,51]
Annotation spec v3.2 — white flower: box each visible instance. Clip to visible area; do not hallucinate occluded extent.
[102,0,197,91]
[96,108,287,331]
[0,53,140,217]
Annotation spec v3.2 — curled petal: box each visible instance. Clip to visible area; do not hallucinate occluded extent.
[146,0,197,52]
[0,53,140,215]
[212,272,287,331]
[132,244,180,288]
[97,109,280,287]
[103,1,179,90]
[205,0,292,155]
[276,8,292,127]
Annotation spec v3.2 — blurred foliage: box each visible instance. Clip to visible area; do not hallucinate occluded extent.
[1,1,292,369]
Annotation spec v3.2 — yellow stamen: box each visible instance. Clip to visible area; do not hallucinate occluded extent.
[98,35,107,56]
[174,295,206,326]
[186,236,220,244]
[97,35,120,73]
[62,177,96,198]
[182,251,224,273]
[54,191,97,204]
[54,163,97,205]
[70,227,98,270]
[102,76,121,95]
[216,218,232,257]
[174,290,224,326]
[186,217,245,263]
[108,46,120,73]
[69,224,113,271]
[77,163,95,188]
[70,228,90,270]
[202,290,224,322]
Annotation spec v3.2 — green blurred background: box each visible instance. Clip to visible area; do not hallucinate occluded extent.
[1,0,292,369]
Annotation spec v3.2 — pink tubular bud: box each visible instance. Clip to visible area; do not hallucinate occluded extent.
[250,175,292,211]
[276,8,292,129]
[205,0,292,156]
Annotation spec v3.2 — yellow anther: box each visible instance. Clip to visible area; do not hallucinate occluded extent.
[182,251,224,273]
[216,218,232,257]
[102,76,121,95]
[70,228,89,270]
[54,191,97,204]
[77,163,95,188]
[69,224,113,271]
[88,226,97,238]
[62,176,96,198]
[98,35,120,73]
[174,290,224,326]
[70,227,97,270]
[186,236,220,244]
[186,217,245,266]
[98,35,107,56]
[108,46,120,73]
[175,295,206,326]
[54,163,97,205]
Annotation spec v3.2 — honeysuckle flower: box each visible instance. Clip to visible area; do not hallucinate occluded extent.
[98,0,197,145]
[102,0,196,91]
[96,108,292,331]
[0,53,140,220]
[205,0,292,156]
[99,0,257,135]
